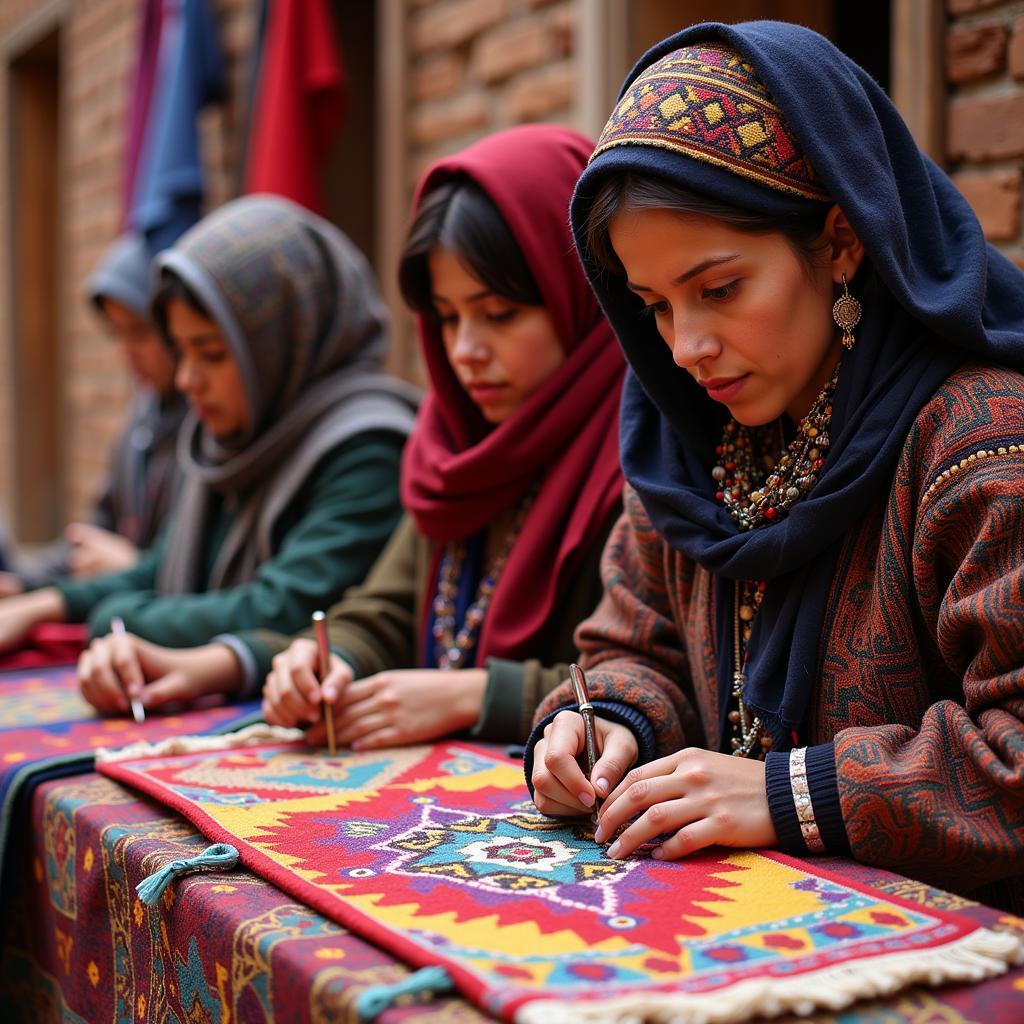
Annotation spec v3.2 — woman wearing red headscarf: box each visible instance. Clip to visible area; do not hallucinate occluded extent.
[257,125,626,747]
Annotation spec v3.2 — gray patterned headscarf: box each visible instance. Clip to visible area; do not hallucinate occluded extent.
[155,195,419,594]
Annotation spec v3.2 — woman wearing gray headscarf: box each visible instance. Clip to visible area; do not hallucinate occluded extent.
[0,196,419,711]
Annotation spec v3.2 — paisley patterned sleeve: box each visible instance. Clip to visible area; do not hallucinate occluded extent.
[832,370,1024,893]
[530,486,704,757]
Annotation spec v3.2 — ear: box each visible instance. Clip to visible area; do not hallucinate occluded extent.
[822,204,865,284]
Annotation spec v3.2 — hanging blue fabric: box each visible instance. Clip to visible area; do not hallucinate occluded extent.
[354,966,455,1021]
[136,842,239,905]
[130,0,226,256]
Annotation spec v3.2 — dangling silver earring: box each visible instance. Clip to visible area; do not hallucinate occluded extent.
[832,273,861,351]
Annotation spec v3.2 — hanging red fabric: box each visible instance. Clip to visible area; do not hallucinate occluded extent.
[243,0,346,214]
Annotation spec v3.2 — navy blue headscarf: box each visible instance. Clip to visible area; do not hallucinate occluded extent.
[570,21,1024,747]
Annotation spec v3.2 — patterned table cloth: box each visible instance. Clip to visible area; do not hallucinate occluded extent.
[2,769,1022,1023]
[0,665,260,892]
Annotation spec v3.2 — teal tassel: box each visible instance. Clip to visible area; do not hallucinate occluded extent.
[354,966,454,1020]
[136,843,239,906]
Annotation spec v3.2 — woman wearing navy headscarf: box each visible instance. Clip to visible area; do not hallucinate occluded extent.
[528,22,1024,913]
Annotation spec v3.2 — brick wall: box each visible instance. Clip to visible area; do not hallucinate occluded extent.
[407,0,579,187]
[0,0,257,532]
[946,0,1024,267]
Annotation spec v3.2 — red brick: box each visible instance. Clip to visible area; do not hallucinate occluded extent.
[948,93,1024,160]
[946,24,1007,83]
[548,5,576,59]
[411,53,466,103]
[471,19,549,84]
[947,0,1004,13]
[952,169,1021,240]
[411,93,491,147]
[412,0,506,55]
[1010,19,1024,80]
[504,61,575,122]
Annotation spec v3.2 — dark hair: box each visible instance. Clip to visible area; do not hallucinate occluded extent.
[151,270,212,341]
[584,171,833,277]
[398,176,543,316]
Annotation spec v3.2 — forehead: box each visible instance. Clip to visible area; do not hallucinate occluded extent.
[608,207,791,272]
[165,296,221,337]
[427,246,488,298]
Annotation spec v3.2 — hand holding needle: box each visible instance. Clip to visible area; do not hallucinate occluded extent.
[569,663,601,826]
[312,611,337,755]
[110,616,145,723]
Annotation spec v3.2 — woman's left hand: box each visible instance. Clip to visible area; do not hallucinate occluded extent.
[594,748,777,859]
[78,634,241,714]
[305,668,487,751]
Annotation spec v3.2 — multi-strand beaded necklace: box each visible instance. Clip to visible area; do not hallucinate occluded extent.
[713,361,842,756]
[431,486,538,671]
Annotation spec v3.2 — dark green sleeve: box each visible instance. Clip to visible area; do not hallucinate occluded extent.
[85,432,406,650]
[472,501,623,744]
[54,535,165,622]
[235,512,425,684]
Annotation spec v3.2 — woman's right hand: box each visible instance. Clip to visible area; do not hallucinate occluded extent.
[531,710,639,817]
[0,587,66,653]
[262,637,355,728]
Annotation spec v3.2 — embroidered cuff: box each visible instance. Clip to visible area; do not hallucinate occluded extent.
[765,742,850,856]
[789,747,825,853]
[523,700,657,798]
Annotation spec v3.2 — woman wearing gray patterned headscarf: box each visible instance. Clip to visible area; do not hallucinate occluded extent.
[0,196,419,713]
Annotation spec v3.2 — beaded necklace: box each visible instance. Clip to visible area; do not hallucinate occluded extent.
[715,361,842,755]
[431,486,538,670]
[730,580,773,757]
[712,361,841,531]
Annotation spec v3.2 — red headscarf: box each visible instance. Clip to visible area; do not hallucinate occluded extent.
[401,124,626,663]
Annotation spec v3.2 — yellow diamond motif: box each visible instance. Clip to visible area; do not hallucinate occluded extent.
[658,93,687,119]
[737,121,768,147]
[703,101,724,124]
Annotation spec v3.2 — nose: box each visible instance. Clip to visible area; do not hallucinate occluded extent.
[448,320,488,366]
[669,311,718,369]
[174,353,200,395]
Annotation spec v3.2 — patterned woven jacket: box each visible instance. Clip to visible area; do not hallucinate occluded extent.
[532,364,1024,913]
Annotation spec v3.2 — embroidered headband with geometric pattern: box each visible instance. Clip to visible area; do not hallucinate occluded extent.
[593,43,831,202]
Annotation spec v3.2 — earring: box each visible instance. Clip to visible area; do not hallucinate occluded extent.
[832,273,862,351]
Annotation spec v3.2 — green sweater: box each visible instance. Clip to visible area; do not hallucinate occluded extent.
[235,503,621,743]
[56,431,406,657]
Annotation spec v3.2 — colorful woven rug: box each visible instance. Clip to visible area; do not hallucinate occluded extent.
[98,738,1023,1023]
[0,664,260,889]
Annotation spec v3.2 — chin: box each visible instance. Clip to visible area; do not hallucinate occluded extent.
[478,406,509,425]
[728,405,781,428]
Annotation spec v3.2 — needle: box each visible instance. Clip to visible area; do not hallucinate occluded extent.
[312,611,336,755]
[110,616,145,723]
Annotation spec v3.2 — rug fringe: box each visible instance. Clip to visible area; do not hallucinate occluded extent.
[95,722,303,763]
[514,927,1024,1024]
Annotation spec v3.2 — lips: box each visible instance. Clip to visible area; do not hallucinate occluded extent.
[466,381,507,402]
[699,374,749,402]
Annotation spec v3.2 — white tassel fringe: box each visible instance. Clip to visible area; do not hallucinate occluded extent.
[514,927,1023,1024]
[95,722,302,763]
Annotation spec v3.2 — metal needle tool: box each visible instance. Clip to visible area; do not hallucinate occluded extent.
[312,611,337,755]
[110,616,145,724]
[569,663,601,828]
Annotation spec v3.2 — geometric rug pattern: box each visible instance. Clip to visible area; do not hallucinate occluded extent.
[99,740,1022,1022]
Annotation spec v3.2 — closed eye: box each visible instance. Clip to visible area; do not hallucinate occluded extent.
[702,280,739,302]
[640,300,670,318]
